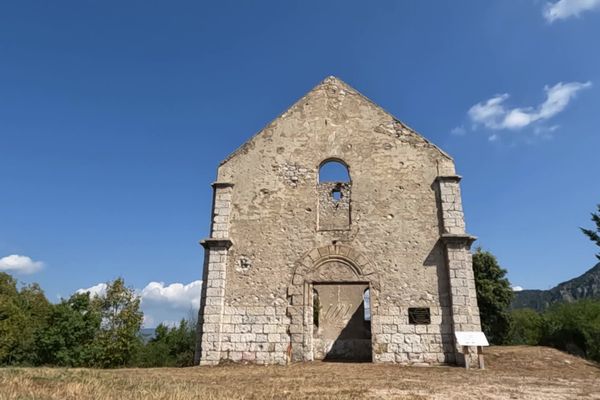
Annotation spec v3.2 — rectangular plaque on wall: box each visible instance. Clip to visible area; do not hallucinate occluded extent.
[408,307,431,324]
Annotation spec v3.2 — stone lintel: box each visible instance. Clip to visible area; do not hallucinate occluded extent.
[441,233,477,247]
[200,238,233,249]
[436,175,462,183]
[211,181,235,189]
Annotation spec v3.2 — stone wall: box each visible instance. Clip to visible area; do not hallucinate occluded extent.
[317,181,351,231]
[195,76,482,366]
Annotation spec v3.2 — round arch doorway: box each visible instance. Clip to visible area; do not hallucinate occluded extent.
[287,244,380,362]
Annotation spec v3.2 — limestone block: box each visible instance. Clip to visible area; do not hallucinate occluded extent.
[375,333,391,343]
[378,353,395,362]
[391,334,403,344]
[240,333,256,342]
[267,334,280,343]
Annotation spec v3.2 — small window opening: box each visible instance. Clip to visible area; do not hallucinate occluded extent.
[319,160,350,183]
[408,307,431,325]
[331,188,342,201]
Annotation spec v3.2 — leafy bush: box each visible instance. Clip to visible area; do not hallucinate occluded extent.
[541,300,600,362]
[135,319,196,367]
[509,300,600,363]
[508,308,544,345]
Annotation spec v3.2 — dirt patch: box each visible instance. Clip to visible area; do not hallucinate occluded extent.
[1,346,598,400]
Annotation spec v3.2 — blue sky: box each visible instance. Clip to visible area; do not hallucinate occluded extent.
[1,1,599,326]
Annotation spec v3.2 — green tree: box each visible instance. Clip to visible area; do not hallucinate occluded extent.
[0,273,23,364]
[89,278,143,368]
[508,308,544,345]
[14,282,51,364]
[135,318,196,367]
[541,300,600,362]
[472,248,514,344]
[0,273,50,365]
[35,292,101,366]
[581,203,600,260]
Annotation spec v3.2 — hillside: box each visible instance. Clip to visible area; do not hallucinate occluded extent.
[513,262,600,311]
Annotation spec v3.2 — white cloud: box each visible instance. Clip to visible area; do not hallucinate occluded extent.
[468,94,509,129]
[0,254,44,274]
[544,0,600,22]
[76,280,202,309]
[140,280,202,328]
[77,279,203,327]
[468,81,591,131]
[76,282,108,297]
[512,286,524,292]
[451,126,466,136]
[140,280,203,310]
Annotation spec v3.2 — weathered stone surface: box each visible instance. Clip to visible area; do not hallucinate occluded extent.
[194,76,483,366]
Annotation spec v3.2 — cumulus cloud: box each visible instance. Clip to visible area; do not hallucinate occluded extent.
[76,282,108,297]
[544,0,600,22]
[468,81,591,132]
[76,280,203,327]
[0,254,44,274]
[140,280,202,327]
[512,286,524,292]
[140,280,203,310]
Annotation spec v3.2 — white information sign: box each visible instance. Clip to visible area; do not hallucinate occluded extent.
[455,331,489,347]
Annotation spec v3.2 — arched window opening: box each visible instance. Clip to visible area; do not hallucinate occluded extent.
[317,159,351,231]
[363,288,371,322]
[319,160,350,183]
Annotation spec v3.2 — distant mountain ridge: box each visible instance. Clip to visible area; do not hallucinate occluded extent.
[512,262,600,311]
[139,328,156,343]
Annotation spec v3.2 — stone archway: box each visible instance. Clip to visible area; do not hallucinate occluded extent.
[286,244,380,362]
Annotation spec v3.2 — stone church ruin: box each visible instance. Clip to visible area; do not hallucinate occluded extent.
[195,77,483,366]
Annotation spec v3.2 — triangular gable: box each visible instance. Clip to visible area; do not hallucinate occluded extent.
[220,76,451,166]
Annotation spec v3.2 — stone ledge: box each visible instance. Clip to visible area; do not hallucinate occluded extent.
[436,175,462,183]
[211,181,235,189]
[440,234,477,247]
[200,238,234,249]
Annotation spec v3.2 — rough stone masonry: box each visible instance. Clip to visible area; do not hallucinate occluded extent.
[194,76,482,366]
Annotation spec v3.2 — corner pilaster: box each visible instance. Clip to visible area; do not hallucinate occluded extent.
[436,176,482,366]
[195,182,234,366]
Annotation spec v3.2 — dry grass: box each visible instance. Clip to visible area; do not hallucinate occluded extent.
[1,346,599,400]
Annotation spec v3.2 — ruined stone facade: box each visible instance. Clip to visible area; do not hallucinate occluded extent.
[195,77,482,366]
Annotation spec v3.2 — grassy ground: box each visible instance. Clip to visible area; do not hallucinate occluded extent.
[1,346,599,400]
